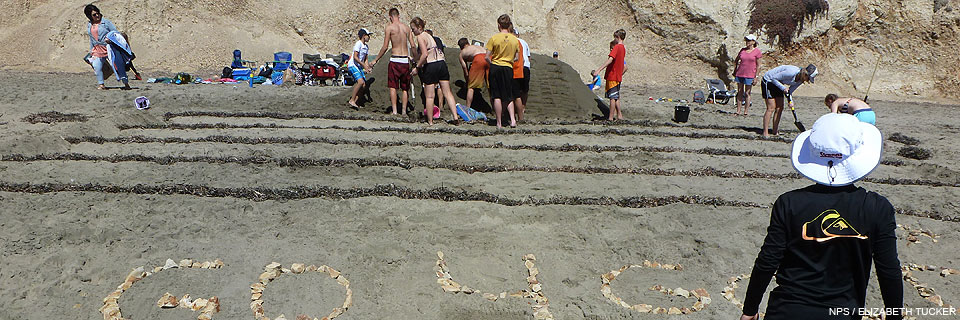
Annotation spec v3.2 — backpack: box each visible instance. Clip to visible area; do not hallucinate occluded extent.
[174,72,191,84]
[693,90,706,105]
[258,66,273,78]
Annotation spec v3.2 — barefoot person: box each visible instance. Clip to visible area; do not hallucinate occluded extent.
[372,8,416,115]
[824,94,876,125]
[740,113,902,320]
[410,17,462,125]
[485,14,520,128]
[84,4,130,90]
[457,38,489,111]
[513,28,532,122]
[347,28,373,109]
[591,29,627,121]
[733,34,762,116]
[760,64,817,137]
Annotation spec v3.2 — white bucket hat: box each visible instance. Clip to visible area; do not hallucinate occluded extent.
[791,113,882,186]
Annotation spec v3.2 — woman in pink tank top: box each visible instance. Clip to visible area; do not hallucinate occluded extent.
[733,35,762,116]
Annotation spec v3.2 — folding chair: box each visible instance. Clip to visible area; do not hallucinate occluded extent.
[705,79,737,105]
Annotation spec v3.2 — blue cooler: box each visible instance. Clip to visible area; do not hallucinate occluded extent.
[232,68,251,81]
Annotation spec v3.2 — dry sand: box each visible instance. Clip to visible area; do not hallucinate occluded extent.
[0,70,958,320]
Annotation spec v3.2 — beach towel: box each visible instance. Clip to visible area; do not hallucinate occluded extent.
[456,104,488,122]
[105,31,133,82]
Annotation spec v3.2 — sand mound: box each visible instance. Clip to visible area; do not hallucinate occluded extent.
[339,48,603,121]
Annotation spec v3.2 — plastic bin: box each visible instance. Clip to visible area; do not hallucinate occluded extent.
[674,105,690,123]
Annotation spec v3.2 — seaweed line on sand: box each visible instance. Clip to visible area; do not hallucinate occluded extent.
[162,110,800,133]
[0,153,941,187]
[22,111,89,124]
[0,181,764,209]
[62,135,906,166]
[118,122,796,143]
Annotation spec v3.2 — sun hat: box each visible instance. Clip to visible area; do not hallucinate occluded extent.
[134,96,150,110]
[745,34,757,41]
[805,64,818,83]
[791,113,882,186]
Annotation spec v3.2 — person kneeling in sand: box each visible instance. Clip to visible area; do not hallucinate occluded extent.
[824,94,876,125]
[371,8,417,115]
[740,113,902,320]
[410,17,462,125]
[458,38,490,111]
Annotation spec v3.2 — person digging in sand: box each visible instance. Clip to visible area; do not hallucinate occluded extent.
[740,113,902,320]
[347,28,373,110]
[485,14,519,128]
[410,17,462,125]
[371,8,416,115]
[591,29,627,121]
[759,64,817,137]
[824,94,876,125]
[458,38,489,112]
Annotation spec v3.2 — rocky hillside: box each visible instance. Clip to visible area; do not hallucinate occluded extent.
[1,0,957,99]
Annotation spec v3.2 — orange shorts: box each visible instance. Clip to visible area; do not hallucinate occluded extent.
[468,54,489,89]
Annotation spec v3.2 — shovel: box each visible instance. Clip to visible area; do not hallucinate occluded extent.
[788,95,806,132]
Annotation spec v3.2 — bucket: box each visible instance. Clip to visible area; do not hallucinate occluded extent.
[674,105,690,123]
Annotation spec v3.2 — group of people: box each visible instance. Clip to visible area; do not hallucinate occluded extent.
[347,9,535,127]
[732,35,876,137]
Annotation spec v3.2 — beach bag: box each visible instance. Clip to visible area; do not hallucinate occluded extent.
[258,66,273,78]
[423,106,441,119]
[693,90,706,105]
[174,72,191,84]
[222,67,233,79]
[456,104,488,122]
[271,71,284,85]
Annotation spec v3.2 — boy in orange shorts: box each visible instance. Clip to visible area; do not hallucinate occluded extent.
[458,38,489,111]
[591,29,627,120]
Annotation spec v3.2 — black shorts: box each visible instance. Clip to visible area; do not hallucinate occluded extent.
[761,80,784,99]
[418,61,449,85]
[489,65,514,101]
[512,67,530,98]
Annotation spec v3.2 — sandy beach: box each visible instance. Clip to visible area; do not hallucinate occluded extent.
[1,70,958,320]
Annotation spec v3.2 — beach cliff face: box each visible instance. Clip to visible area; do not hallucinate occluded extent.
[1,0,957,98]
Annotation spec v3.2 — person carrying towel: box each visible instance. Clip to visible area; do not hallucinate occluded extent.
[760,64,817,137]
[740,113,903,320]
[84,4,130,90]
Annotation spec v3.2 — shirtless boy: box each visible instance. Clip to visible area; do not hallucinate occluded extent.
[824,94,876,125]
[457,38,489,111]
[372,8,417,115]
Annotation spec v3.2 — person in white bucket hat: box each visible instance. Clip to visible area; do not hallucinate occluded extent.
[740,113,903,320]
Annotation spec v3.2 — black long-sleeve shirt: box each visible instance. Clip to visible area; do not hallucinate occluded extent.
[743,184,903,320]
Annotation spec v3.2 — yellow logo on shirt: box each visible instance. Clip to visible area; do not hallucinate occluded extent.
[802,209,868,242]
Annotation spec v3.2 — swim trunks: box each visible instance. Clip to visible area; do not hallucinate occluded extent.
[853,108,876,125]
[605,80,620,100]
[388,59,412,90]
[348,65,365,82]
[489,64,514,101]
[760,79,784,99]
[418,60,449,85]
[468,53,489,89]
